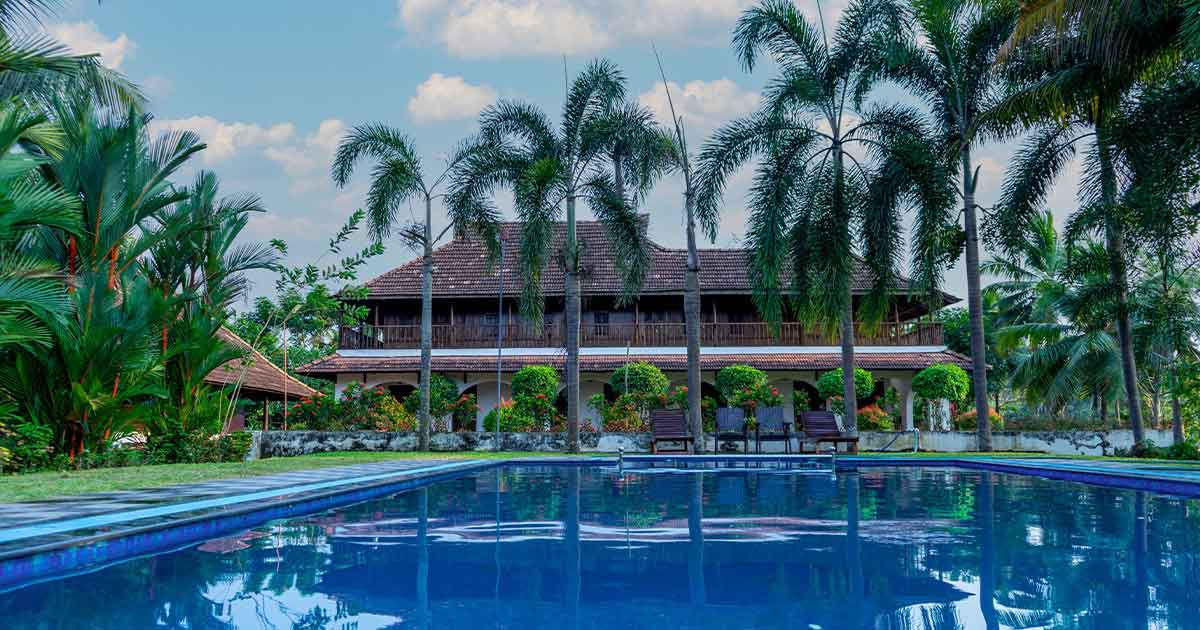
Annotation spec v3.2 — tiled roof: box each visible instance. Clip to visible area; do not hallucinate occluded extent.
[361,219,954,301]
[297,350,972,375]
[205,328,317,399]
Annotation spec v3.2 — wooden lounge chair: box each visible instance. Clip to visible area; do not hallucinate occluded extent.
[754,407,791,454]
[799,411,859,454]
[650,409,692,454]
[714,407,749,453]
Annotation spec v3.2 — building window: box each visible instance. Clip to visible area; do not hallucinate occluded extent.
[593,311,609,337]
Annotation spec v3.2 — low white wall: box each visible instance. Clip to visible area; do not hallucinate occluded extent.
[861,429,1174,456]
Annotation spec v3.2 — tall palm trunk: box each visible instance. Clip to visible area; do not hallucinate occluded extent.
[684,191,704,453]
[1096,120,1144,444]
[831,141,857,432]
[565,192,581,453]
[962,145,992,451]
[419,195,433,450]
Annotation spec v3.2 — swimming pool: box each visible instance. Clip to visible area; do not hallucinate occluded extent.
[0,462,1194,629]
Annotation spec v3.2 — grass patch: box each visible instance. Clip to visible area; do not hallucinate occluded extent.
[0,451,590,503]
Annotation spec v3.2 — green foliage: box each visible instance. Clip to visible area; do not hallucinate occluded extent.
[715,365,768,402]
[508,365,561,428]
[0,422,53,472]
[912,364,970,402]
[792,389,811,413]
[587,393,645,432]
[816,368,875,401]
[729,381,784,414]
[143,424,253,465]
[953,407,1004,432]
[482,399,537,432]
[856,405,895,432]
[403,374,459,418]
[609,362,669,412]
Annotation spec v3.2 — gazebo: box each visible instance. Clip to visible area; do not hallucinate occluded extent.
[204,327,317,430]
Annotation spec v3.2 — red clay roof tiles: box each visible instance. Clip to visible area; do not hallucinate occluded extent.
[361,219,950,300]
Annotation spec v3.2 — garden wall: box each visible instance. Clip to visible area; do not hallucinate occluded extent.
[250,428,1175,459]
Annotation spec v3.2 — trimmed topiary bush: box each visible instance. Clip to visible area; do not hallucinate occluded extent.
[715,365,768,403]
[816,368,874,401]
[609,362,670,400]
[912,364,970,402]
[511,365,561,428]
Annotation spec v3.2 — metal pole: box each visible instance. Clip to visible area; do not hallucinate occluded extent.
[495,236,504,452]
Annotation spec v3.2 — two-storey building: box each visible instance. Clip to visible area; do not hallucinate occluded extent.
[298,219,971,430]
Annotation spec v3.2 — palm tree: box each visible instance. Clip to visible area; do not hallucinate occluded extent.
[142,171,277,432]
[0,104,78,352]
[332,123,471,451]
[992,28,1176,445]
[6,93,203,455]
[996,244,1126,416]
[448,59,651,452]
[654,49,708,451]
[876,0,1021,451]
[0,0,142,109]
[695,0,952,432]
[981,210,1067,328]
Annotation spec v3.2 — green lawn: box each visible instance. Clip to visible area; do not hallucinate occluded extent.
[0,451,586,503]
[3,449,1194,504]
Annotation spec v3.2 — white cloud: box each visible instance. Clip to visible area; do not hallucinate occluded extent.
[152,116,295,163]
[638,79,759,135]
[264,119,348,193]
[396,0,754,57]
[142,75,174,99]
[407,73,497,123]
[47,21,135,70]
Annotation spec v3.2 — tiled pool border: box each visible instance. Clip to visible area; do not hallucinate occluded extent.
[0,459,498,589]
[3,454,1200,590]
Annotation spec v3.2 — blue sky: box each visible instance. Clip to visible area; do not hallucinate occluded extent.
[50,0,1079,305]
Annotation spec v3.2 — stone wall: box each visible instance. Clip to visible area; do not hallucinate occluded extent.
[250,428,1174,458]
[255,430,649,458]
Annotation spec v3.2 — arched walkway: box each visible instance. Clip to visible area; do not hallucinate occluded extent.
[792,381,822,411]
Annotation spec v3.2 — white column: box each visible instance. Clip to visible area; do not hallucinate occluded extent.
[580,380,606,430]
[891,376,915,431]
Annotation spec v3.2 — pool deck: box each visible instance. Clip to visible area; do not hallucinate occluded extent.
[1,454,1200,587]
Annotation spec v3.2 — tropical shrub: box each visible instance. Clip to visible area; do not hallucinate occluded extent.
[816,368,875,401]
[953,407,1004,431]
[912,364,970,403]
[856,405,895,431]
[289,392,341,431]
[588,393,645,432]
[512,365,561,428]
[665,386,719,432]
[729,382,784,414]
[403,373,461,417]
[0,422,54,472]
[609,362,670,410]
[792,389,812,413]
[715,365,768,403]
[483,399,537,432]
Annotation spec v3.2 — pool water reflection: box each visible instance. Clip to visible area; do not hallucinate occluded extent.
[1,465,1197,629]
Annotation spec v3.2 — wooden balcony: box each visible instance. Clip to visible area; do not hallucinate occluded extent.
[338,321,944,350]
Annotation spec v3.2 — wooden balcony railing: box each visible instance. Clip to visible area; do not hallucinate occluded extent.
[338,321,944,350]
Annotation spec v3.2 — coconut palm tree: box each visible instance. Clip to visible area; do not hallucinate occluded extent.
[875,0,1021,451]
[996,243,1125,416]
[332,123,473,451]
[982,210,1067,328]
[447,59,651,452]
[653,50,708,451]
[695,0,952,432]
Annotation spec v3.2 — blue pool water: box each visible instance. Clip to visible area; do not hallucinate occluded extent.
[1,463,1197,629]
